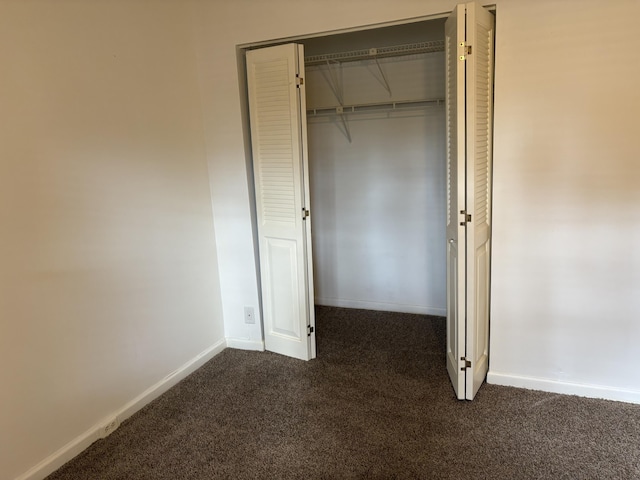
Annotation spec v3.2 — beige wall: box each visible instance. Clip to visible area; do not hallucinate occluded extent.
[0,2,224,479]
[489,0,640,397]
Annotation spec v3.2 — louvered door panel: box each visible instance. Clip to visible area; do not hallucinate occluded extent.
[253,58,298,226]
[445,1,495,401]
[445,4,467,400]
[465,2,494,400]
[473,22,492,231]
[247,44,315,361]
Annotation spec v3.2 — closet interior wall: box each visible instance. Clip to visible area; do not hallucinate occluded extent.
[303,21,447,316]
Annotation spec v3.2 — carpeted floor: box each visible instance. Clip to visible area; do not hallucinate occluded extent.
[47,306,640,479]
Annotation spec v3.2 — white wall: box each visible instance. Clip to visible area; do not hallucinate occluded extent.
[0,2,225,479]
[193,0,640,403]
[488,0,640,402]
[306,53,447,315]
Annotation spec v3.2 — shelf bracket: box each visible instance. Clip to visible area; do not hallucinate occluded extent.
[319,60,352,143]
[335,106,352,143]
[369,49,392,97]
[321,60,345,107]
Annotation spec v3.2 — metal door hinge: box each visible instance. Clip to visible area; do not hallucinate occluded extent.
[460,210,472,226]
[307,325,314,336]
[461,357,471,371]
[302,208,310,219]
[296,74,304,87]
[459,43,472,60]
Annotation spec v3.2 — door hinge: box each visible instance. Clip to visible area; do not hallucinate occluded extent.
[296,74,304,87]
[460,210,472,226]
[461,357,471,371]
[302,208,310,220]
[459,43,472,60]
[307,325,314,336]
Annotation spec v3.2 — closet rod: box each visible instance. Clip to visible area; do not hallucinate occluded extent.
[305,40,445,66]
[307,98,444,117]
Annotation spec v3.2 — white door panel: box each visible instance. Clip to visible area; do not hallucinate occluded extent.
[445,3,467,400]
[465,1,494,400]
[445,2,494,400]
[246,44,315,361]
[265,238,301,338]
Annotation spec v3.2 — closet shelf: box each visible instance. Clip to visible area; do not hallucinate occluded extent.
[307,98,444,117]
[304,40,445,66]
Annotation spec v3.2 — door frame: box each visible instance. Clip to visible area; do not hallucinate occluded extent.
[237,5,496,384]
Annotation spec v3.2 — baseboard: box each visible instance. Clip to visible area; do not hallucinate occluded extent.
[315,297,446,317]
[225,337,265,351]
[16,339,227,480]
[118,339,227,420]
[487,371,640,405]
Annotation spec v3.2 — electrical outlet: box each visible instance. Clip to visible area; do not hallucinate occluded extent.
[244,306,255,324]
[102,417,120,437]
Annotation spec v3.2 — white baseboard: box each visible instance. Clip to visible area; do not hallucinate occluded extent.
[315,297,446,317]
[16,339,227,480]
[487,371,640,405]
[225,337,265,351]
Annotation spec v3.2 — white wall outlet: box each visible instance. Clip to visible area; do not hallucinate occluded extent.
[244,306,255,324]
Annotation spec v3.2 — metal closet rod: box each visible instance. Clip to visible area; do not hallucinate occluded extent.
[304,40,445,66]
[307,98,444,117]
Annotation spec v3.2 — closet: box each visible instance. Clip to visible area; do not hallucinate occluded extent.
[301,19,448,318]
[245,2,494,400]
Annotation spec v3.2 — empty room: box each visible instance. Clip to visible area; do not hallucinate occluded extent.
[1,0,639,479]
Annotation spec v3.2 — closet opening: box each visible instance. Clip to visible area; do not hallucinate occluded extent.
[301,18,448,320]
[240,2,495,399]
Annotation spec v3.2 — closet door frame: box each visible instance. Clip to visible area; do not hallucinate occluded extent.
[238,4,496,389]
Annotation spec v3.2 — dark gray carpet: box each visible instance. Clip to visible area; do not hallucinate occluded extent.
[47,306,640,479]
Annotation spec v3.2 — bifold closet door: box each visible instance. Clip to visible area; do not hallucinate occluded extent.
[246,44,316,361]
[445,1,495,400]
[445,3,467,400]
